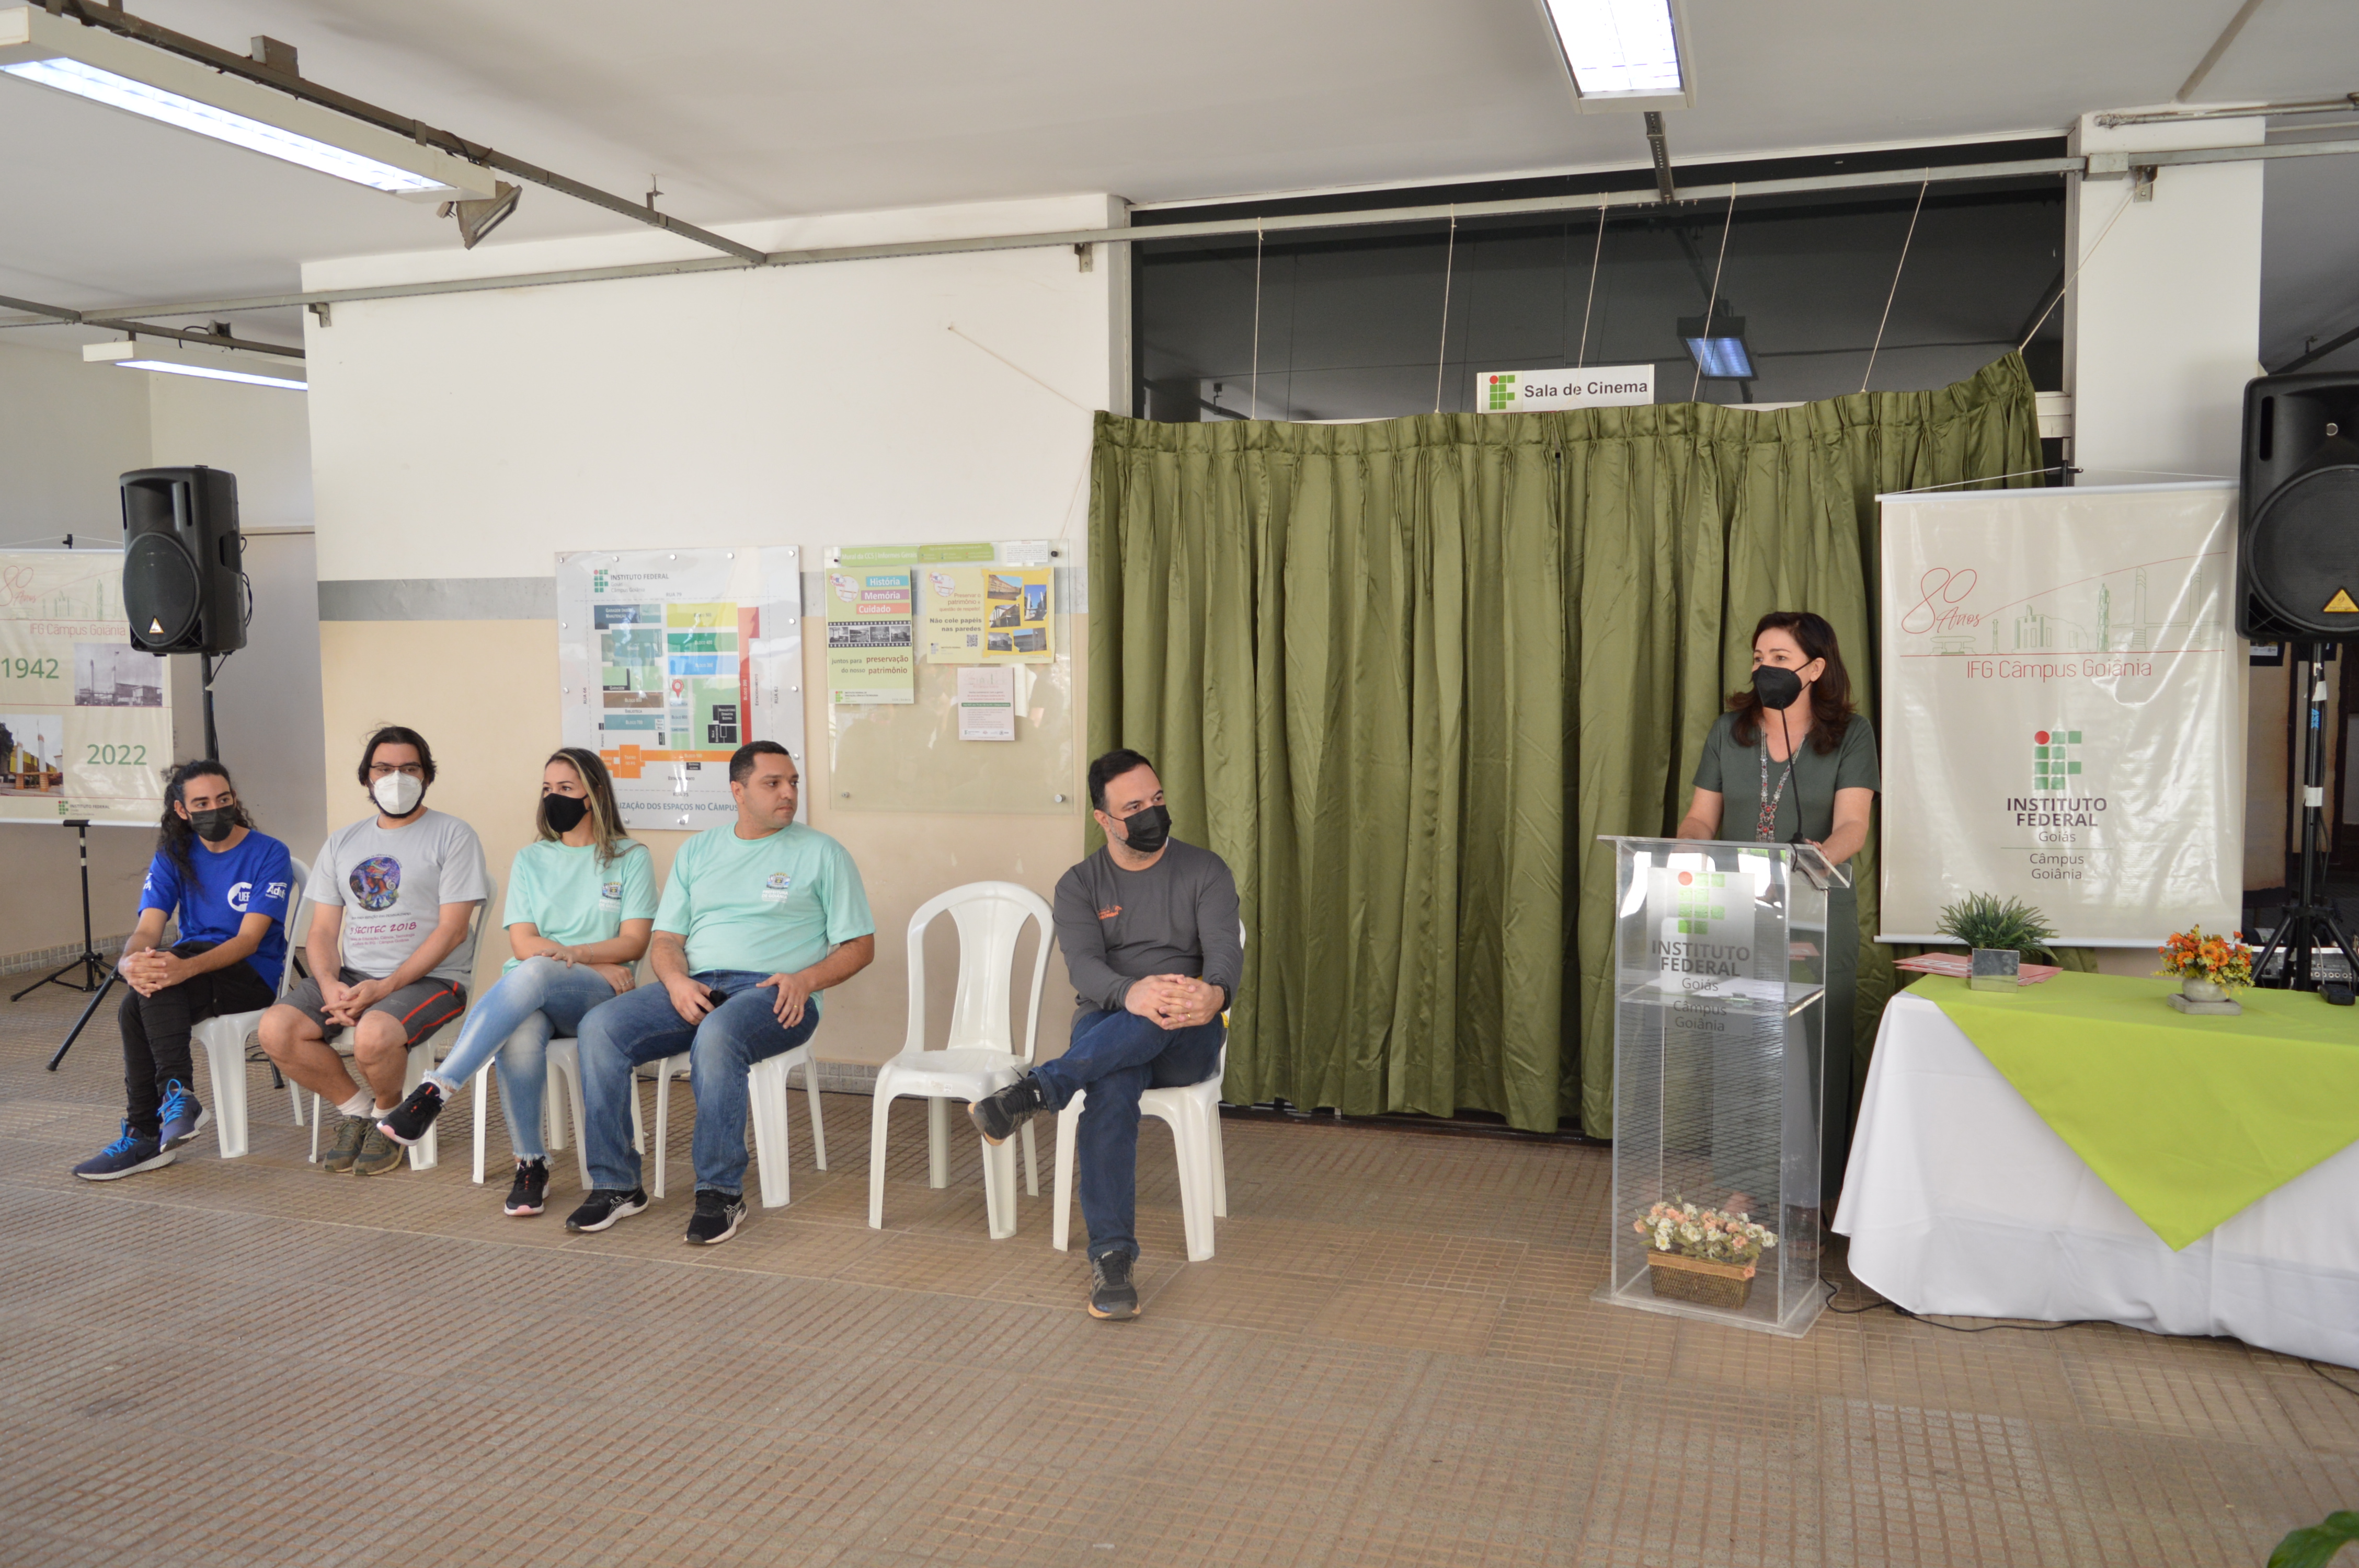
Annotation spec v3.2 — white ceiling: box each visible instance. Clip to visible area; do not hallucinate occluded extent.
[3,0,2356,364]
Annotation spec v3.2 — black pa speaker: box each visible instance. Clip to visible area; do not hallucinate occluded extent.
[2238,373,2359,641]
[120,466,246,655]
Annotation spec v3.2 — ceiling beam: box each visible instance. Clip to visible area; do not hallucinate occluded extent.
[0,153,2090,327]
[7,132,2355,332]
[1642,112,1676,204]
[37,0,767,266]
[2175,0,2271,102]
[0,290,304,357]
[2274,319,2359,374]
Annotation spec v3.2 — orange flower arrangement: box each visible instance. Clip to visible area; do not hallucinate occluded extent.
[2156,926,2255,989]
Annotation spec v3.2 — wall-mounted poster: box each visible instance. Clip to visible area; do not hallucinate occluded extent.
[823,550,917,705]
[0,550,172,827]
[555,547,805,831]
[915,546,1055,664]
[822,540,1058,698]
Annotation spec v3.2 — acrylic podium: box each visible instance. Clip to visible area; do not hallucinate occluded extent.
[1594,837,1843,1338]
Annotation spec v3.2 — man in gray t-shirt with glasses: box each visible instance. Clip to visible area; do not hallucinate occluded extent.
[259,725,489,1178]
[969,747,1241,1322]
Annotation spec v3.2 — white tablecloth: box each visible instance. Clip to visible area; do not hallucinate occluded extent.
[1833,991,2359,1367]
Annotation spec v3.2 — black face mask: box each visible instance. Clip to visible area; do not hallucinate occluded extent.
[1753,665,1804,712]
[188,806,237,844]
[1118,802,1171,854]
[542,793,591,833]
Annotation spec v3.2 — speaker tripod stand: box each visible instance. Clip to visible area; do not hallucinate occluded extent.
[2252,642,2359,992]
[13,821,123,1069]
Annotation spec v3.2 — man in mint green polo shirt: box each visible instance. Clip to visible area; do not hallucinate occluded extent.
[567,741,876,1246]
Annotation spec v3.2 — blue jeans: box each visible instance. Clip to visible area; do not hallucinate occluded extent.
[577,972,821,1196]
[426,956,623,1160]
[1032,1008,1226,1262]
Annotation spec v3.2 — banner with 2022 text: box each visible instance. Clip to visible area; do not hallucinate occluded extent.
[0,549,173,827]
[1878,484,2242,947]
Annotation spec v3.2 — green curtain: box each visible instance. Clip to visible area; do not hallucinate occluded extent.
[1090,353,2043,1135]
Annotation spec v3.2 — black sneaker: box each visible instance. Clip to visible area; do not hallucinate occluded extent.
[156,1080,209,1150]
[684,1189,747,1247]
[969,1075,1049,1145]
[503,1157,551,1217]
[1088,1251,1139,1321]
[376,1080,445,1147]
[73,1123,175,1181]
[565,1187,648,1233]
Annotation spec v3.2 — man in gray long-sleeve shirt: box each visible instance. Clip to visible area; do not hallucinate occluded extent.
[969,747,1240,1321]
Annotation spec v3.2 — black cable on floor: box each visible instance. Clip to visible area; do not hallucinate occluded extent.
[1819,1277,2092,1332]
[2311,1360,2359,1401]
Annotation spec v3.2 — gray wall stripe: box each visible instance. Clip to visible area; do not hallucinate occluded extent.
[319,577,557,621]
[319,563,1083,622]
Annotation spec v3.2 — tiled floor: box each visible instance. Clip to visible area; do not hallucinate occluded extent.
[4,983,2355,1567]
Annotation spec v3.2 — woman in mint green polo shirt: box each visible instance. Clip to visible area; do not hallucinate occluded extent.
[375,747,656,1216]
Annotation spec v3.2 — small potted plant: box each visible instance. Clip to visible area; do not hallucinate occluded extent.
[2157,926,2253,1013]
[1631,1198,1779,1309]
[1936,892,2058,991]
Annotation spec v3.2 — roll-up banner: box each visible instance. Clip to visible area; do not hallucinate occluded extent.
[0,549,173,826]
[1879,483,2242,947]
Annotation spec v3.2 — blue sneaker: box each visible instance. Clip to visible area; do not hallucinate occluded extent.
[157,1080,209,1150]
[73,1124,176,1182]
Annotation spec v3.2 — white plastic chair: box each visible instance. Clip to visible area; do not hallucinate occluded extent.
[306,872,497,1173]
[646,1026,828,1206]
[867,882,1053,1240]
[509,958,814,1201]
[463,956,656,1185]
[1050,927,1240,1263]
[190,857,313,1158]
[537,1033,645,1191]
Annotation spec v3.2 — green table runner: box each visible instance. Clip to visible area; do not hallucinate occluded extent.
[1915,972,2359,1249]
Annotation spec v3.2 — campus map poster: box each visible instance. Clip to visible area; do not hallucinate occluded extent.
[554,547,805,831]
[0,549,172,826]
[1879,485,2241,946]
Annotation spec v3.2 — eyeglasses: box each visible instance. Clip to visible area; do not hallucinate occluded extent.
[367,763,426,779]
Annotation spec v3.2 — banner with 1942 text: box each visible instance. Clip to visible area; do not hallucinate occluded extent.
[0,549,173,827]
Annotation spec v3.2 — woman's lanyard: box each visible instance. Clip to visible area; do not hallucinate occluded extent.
[1756,734,1795,842]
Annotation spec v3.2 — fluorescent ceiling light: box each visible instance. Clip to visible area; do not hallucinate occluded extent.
[1538,0,1685,100]
[1677,310,1754,380]
[85,338,305,390]
[3,57,442,193]
[0,4,498,201]
[113,359,307,391]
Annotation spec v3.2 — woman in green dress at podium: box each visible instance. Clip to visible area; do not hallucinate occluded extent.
[1676,610,1880,1210]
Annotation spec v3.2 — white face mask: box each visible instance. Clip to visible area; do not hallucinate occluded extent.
[372,771,425,816]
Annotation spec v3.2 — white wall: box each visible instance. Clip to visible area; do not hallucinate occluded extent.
[147,371,315,528]
[2066,109,2264,480]
[0,339,319,966]
[0,338,150,547]
[301,194,1118,1065]
[144,372,326,861]
[303,195,1116,582]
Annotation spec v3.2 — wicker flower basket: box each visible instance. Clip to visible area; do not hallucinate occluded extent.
[1645,1250,1757,1309]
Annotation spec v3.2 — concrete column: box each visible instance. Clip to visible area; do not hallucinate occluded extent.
[2064,108,2264,481]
